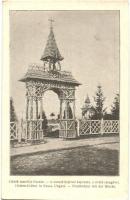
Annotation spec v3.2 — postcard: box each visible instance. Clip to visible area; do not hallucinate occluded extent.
[2,0,128,199]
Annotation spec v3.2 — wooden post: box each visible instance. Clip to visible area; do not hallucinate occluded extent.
[40,97,43,119]
[25,120,28,142]
[26,97,29,142]
[36,99,38,119]
[30,97,33,140]
[17,121,21,143]
[40,97,43,138]
[65,101,68,120]
[72,91,76,138]
[100,118,104,135]
[73,100,75,120]
[65,100,68,138]
[77,119,80,137]
[111,120,113,133]
[35,99,38,140]
[90,120,91,134]
[26,97,29,120]
[60,99,63,119]
[30,97,33,120]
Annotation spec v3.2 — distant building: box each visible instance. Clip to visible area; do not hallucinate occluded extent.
[81,95,96,119]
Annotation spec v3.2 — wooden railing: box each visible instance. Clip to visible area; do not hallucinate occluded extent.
[10,120,43,143]
[10,122,18,140]
[10,119,119,144]
[79,119,119,135]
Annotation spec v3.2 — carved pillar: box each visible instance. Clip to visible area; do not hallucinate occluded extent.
[40,97,43,119]
[59,88,77,139]
[65,100,68,119]
[29,97,33,140]
[26,97,29,120]
[25,96,29,141]
[30,97,33,119]
[73,100,75,119]
[60,99,63,119]
[72,90,75,119]
[36,98,38,119]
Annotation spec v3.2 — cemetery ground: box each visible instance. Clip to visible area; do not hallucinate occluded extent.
[10,135,119,176]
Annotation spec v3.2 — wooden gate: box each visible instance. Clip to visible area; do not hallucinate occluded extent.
[59,119,77,138]
[26,120,43,142]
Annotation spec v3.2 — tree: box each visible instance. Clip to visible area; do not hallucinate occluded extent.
[38,111,48,131]
[57,114,60,119]
[93,85,106,120]
[41,111,48,130]
[111,94,119,120]
[63,102,73,119]
[10,97,17,122]
[50,112,55,118]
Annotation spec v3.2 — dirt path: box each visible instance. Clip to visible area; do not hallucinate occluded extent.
[11,135,119,157]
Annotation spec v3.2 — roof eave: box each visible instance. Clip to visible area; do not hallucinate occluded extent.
[19,76,81,86]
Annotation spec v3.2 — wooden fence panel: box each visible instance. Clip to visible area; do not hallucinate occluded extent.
[79,120,119,136]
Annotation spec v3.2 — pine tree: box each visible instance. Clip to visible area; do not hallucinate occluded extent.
[93,85,106,120]
[111,94,119,120]
[10,97,17,122]
[38,111,48,130]
[42,111,48,130]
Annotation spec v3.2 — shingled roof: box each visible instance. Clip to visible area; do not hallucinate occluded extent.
[20,20,81,87]
[20,66,81,86]
[41,26,64,62]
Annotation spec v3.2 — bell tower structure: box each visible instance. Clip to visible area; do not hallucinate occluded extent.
[20,19,81,140]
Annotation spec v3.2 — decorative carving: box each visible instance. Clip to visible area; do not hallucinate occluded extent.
[60,88,75,101]
[25,74,77,139]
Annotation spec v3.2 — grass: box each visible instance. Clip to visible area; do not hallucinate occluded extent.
[10,144,119,176]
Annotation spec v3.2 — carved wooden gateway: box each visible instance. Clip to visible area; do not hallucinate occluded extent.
[20,20,81,141]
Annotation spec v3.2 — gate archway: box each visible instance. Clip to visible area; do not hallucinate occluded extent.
[43,90,60,119]
[20,20,81,141]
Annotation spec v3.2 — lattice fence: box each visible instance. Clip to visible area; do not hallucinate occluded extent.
[10,119,43,143]
[79,120,119,136]
[10,122,18,140]
[10,119,119,143]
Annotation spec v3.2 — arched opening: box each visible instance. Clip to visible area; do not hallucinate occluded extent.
[43,90,60,120]
[25,83,77,140]
[42,89,60,137]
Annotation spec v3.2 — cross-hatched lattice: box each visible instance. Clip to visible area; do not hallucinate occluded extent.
[111,120,119,133]
[91,120,101,134]
[67,120,75,130]
[79,120,91,135]
[27,120,43,140]
[35,86,42,97]
[60,120,66,130]
[103,120,112,133]
[79,120,119,135]
[10,122,18,140]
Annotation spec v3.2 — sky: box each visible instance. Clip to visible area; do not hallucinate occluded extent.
[10,10,119,119]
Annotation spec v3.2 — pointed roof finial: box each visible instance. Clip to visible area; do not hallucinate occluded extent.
[48,18,54,30]
[85,94,90,104]
[41,19,64,63]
